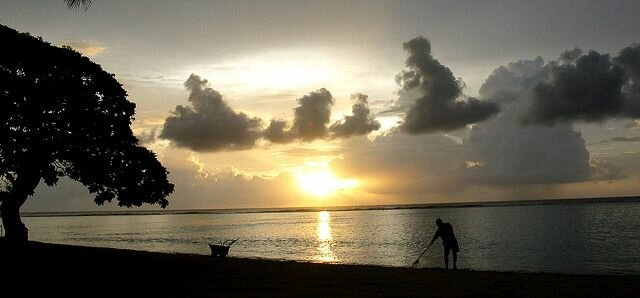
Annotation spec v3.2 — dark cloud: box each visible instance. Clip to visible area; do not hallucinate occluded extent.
[526,51,627,124]
[263,120,294,144]
[525,44,640,124]
[615,43,640,90]
[263,90,381,143]
[161,77,380,150]
[329,93,381,138]
[615,44,640,113]
[560,47,583,63]
[159,74,263,152]
[262,88,334,143]
[291,88,334,141]
[396,36,500,134]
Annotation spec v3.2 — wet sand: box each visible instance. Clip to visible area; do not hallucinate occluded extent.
[1,241,638,297]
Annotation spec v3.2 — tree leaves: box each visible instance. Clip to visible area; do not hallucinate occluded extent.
[0,24,173,208]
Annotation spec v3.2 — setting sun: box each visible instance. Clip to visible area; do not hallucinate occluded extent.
[296,167,359,197]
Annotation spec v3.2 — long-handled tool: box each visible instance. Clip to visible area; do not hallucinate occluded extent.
[411,243,432,266]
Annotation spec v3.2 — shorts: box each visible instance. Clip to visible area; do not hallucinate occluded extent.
[444,238,459,253]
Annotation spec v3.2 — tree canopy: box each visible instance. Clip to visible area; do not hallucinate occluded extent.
[0,24,173,209]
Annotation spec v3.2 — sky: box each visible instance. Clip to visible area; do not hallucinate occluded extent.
[2,0,640,211]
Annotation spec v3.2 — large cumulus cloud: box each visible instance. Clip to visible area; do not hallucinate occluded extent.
[467,58,622,185]
[396,36,500,134]
[525,44,640,124]
[159,74,263,152]
[333,56,625,197]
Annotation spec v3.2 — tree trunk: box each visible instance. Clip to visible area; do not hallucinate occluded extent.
[0,163,42,244]
[0,198,28,243]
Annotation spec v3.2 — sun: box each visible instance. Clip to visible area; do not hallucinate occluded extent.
[296,167,359,197]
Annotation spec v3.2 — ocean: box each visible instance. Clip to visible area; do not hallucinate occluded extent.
[21,198,640,275]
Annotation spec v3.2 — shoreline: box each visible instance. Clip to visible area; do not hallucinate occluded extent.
[2,241,638,296]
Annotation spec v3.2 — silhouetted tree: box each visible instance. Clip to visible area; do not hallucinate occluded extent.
[0,24,174,243]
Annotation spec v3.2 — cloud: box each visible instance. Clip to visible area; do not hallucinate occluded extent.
[263,120,295,144]
[466,58,618,185]
[559,47,583,63]
[615,43,640,91]
[160,151,304,209]
[396,36,500,134]
[159,76,381,150]
[478,56,547,100]
[589,158,625,181]
[272,147,338,158]
[363,49,634,189]
[466,119,592,185]
[159,74,263,152]
[627,120,640,129]
[332,57,624,193]
[334,55,628,194]
[291,88,334,141]
[377,88,422,116]
[135,127,157,144]
[615,43,640,114]
[332,132,468,195]
[263,90,381,143]
[525,44,640,124]
[329,93,381,138]
[64,40,106,57]
[609,136,640,142]
[262,88,334,143]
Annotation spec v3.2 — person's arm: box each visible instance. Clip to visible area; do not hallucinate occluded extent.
[428,229,440,247]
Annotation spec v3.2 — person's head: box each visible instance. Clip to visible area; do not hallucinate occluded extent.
[436,218,443,227]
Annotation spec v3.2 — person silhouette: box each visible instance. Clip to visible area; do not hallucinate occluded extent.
[428,218,459,270]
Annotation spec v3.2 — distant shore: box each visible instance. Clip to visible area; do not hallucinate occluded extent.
[1,241,638,297]
[22,195,640,217]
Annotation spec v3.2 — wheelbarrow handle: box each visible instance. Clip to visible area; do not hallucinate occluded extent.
[223,238,239,246]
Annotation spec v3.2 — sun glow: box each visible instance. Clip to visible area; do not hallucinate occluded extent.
[295,166,359,197]
[199,50,339,92]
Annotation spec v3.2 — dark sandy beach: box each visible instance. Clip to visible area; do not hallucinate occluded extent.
[1,241,637,297]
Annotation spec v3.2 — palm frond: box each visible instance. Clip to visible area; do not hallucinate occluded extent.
[65,0,92,10]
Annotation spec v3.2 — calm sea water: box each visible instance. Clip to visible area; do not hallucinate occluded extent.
[22,200,640,275]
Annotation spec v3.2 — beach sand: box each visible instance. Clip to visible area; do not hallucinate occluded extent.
[1,241,638,297]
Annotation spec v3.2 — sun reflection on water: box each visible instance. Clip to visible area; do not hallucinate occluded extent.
[316,211,336,262]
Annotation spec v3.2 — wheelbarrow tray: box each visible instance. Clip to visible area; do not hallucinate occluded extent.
[208,238,238,257]
[208,244,230,257]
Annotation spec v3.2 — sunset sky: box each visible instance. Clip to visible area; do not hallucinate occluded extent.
[2,0,640,211]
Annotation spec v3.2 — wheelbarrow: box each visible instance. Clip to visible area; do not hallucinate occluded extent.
[208,238,239,257]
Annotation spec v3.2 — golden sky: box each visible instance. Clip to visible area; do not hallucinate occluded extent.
[3,1,640,211]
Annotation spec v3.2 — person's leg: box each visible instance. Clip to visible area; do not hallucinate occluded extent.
[452,251,457,269]
[444,247,450,269]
